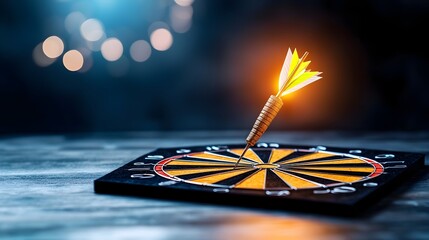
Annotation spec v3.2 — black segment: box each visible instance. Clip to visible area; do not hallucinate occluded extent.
[277,169,339,185]
[164,165,246,170]
[174,168,247,180]
[285,167,371,177]
[179,156,238,164]
[214,169,258,186]
[219,151,260,163]
[211,151,242,159]
[253,149,272,163]
[272,151,312,164]
[265,169,291,189]
[176,156,253,166]
[281,156,352,165]
[286,163,372,168]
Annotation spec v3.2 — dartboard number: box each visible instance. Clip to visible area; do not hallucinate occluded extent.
[257,143,280,148]
[313,186,356,194]
[145,155,164,160]
[206,145,228,151]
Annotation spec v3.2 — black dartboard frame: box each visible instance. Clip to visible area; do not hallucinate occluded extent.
[94,143,424,215]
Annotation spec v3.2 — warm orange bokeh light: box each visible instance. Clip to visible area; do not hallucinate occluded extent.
[101,38,123,61]
[63,50,84,72]
[42,36,64,59]
[204,212,345,240]
[150,28,173,51]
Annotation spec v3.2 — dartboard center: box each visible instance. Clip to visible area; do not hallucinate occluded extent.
[253,163,280,169]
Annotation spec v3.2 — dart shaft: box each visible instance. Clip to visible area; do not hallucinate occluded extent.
[246,95,283,146]
[235,95,283,167]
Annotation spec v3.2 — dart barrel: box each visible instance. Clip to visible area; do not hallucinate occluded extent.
[246,95,283,146]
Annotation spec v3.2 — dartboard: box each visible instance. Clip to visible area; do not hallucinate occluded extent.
[95,144,424,215]
[155,148,383,190]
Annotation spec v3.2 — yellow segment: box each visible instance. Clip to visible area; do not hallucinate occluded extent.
[273,169,322,189]
[166,160,237,167]
[277,152,335,164]
[288,169,363,183]
[165,167,243,177]
[190,152,255,164]
[289,166,374,173]
[190,169,255,184]
[269,149,295,163]
[292,158,366,166]
[229,149,263,164]
[234,169,267,189]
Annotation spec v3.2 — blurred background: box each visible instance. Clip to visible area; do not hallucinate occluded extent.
[0,0,428,134]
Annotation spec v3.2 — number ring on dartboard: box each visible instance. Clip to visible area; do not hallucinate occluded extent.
[154,148,384,190]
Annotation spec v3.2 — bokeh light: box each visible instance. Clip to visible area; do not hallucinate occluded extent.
[80,18,104,42]
[101,38,123,61]
[33,43,55,67]
[170,5,193,33]
[42,36,64,59]
[63,50,84,72]
[130,40,151,62]
[65,11,86,33]
[174,0,194,7]
[150,28,173,51]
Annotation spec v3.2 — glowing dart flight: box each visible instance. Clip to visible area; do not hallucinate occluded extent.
[235,48,322,167]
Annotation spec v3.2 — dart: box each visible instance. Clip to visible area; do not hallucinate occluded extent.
[234,48,322,167]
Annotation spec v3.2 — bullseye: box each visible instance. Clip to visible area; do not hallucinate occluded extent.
[253,163,279,169]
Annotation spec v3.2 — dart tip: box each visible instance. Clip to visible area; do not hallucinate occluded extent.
[234,144,251,169]
[234,156,243,169]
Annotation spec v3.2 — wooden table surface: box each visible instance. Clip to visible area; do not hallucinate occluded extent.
[1,131,428,240]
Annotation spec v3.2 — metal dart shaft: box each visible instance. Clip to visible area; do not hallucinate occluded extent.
[234,143,250,168]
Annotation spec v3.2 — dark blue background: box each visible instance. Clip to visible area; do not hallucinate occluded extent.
[0,0,428,134]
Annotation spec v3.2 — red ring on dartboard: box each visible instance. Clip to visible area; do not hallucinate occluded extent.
[154,148,385,190]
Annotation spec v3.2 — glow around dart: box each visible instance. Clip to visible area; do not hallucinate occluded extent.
[235,48,322,167]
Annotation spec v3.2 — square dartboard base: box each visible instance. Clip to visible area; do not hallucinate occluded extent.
[94,143,425,216]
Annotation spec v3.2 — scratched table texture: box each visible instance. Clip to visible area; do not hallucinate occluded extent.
[1,131,428,240]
